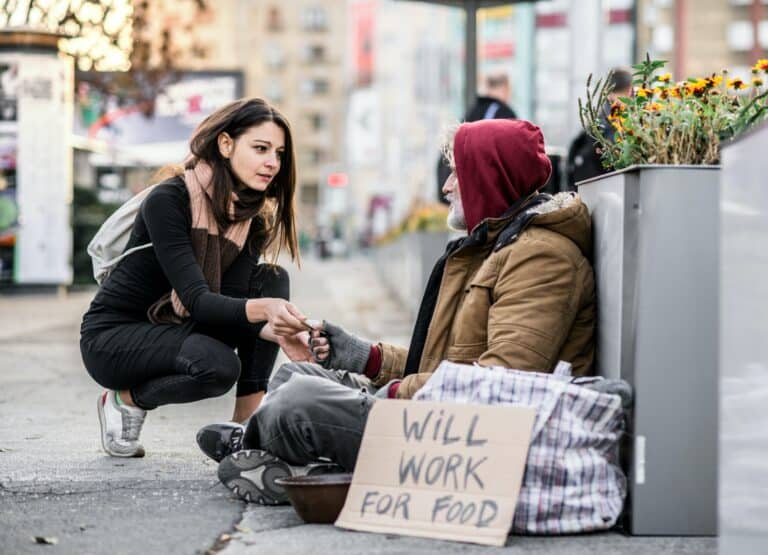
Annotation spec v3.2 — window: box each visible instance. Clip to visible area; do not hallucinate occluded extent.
[300,78,329,96]
[652,24,673,53]
[301,148,325,165]
[264,42,285,69]
[265,80,283,102]
[307,112,327,130]
[302,6,328,31]
[727,21,753,51]
[302,44,326,63]
[267,7,283,31]
[300,183,319,204]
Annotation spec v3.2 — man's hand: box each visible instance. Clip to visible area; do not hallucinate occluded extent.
[309,321,371,373]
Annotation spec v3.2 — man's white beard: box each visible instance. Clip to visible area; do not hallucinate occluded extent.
[447,203,467,231]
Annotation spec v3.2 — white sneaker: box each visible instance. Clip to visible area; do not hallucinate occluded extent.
[97,391,147,458]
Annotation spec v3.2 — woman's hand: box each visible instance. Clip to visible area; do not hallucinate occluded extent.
[277,331,313,363]
[264,299,307,337]
[260,323,313,362]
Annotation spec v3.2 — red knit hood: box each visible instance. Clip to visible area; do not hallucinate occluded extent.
[454,119,552,232]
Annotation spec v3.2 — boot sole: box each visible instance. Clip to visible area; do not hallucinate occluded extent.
[218,450,291,505]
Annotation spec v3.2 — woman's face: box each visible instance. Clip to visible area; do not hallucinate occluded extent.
[220,121,286,192]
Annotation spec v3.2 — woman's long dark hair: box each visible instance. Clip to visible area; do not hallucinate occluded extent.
[161,98,299,262]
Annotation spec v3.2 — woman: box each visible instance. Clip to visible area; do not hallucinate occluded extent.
[80,98,311,458]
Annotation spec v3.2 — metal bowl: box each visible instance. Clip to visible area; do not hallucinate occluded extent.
[275,473,352,524]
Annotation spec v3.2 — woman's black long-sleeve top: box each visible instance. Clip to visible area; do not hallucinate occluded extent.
[81,177,261,335]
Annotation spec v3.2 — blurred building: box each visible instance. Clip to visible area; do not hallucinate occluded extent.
[532,0,636,149]
[140,0,347,237]
[636,0,768,81]
[345,0,639,241]
[344,0,464,244]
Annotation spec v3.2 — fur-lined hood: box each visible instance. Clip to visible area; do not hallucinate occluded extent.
[527,192,592,259]
[485,192,592,260]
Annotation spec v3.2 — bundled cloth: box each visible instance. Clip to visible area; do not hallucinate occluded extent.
[413,360,630,535]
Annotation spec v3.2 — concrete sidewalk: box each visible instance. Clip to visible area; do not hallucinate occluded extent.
[0,254,717,554]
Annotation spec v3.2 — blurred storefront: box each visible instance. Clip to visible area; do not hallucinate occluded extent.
[72,70,244,199]
[0,30,73,287]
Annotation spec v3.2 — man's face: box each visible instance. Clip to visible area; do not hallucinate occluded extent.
[442,171,466,231]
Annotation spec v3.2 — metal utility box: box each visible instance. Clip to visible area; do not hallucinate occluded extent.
[719,122,768,555]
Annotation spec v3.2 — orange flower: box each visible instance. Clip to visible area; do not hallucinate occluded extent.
[609,100,626,118]
[727,78,748,90]
[646,103,664,112]
[753,59,768,72]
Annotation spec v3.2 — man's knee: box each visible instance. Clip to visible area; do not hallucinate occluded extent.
[258,375,325,433]
[268,361,323,391]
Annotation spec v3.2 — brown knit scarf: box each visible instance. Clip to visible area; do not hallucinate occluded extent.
[147,161,255,325]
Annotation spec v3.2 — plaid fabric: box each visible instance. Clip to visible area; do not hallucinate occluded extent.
[413,361,627,535]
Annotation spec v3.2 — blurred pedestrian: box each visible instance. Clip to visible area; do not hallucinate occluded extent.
[198,119,597,505]
[566,67,632,187]
[80,98,314,458]
[436,73,517,203]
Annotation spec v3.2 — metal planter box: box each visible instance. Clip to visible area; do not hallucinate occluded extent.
[578,165,720,536]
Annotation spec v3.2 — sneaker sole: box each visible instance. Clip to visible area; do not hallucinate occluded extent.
[96,394,145,458]
[217,450,291,505]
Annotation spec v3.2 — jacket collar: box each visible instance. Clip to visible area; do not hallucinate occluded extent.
[455,193,552,254]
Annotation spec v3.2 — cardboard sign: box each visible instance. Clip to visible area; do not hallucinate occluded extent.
[335,400,535,546]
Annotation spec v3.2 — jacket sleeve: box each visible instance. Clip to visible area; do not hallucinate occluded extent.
[395,372,433,399]
[371,342,408,387]
[477,241,581,371]
[142,187,250,326]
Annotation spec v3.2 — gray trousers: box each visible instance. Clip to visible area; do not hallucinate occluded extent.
[243,362,376,471]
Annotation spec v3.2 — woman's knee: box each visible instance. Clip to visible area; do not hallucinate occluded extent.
[175,334,241,396]
[249,264,289,300]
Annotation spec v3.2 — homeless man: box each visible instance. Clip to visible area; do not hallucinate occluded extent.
[196,118,596,505]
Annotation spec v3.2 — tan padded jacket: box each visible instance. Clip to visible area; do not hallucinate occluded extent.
[372,193,596,399]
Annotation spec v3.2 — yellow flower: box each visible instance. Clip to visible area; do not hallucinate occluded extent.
[753,77,764,87]
[704,74,723,88]
[681,80,705,97]
[727,78,748,90]
[753,59,768,72]
[646,103,664,112]
[656,73,672,83]
[636,87,653,98]
[654,87,670,100]
[670,85,683,98]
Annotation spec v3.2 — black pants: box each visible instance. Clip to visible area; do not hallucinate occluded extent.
[80,265,288,410]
